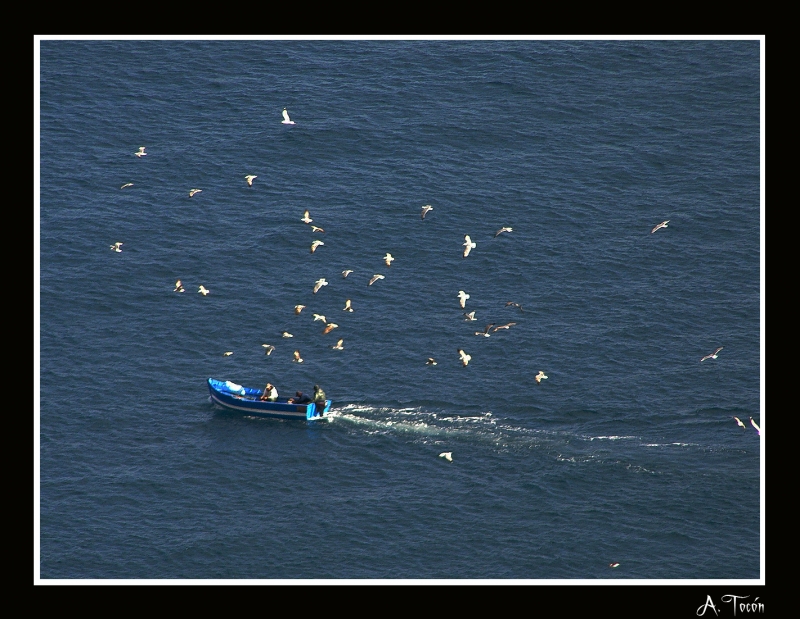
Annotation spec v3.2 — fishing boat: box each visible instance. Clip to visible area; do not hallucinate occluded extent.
[207,378,331,420]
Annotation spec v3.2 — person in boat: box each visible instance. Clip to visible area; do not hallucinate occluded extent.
[312,384,326,414]
[288,390,312,404]
[260,382,278,401]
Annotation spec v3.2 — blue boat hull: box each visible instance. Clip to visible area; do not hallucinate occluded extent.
[207,378,331,420]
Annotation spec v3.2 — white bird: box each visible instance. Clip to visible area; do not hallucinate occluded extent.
[301,210,313,224]
[733,416,746,429]
[198,285,210,296]
[384,253,394,267]
[322,322,339,335]
[282,108,295,125]
[294,304,306,315]
[311,225,325,233]
[426,358,437,365]
[189,189,202,197]
[109,242,123,252]
[332,339,344,350]
[535,371,548,384]
[313,313,327,323]
[421,205,433,220]
[463,311,476,321]
[494,226,512,238]
[474,323,494,337]
[120,182,134,189]
[462,234,476,257]
[368,274,384,286]
[293,350,303,363]
[457,290,470,309]
[439,452,453,462]
[262,344,275,356]
[493,322,517,332]
[609,563,620,568]
[313,278,328,294]
[651,220,670,233]
[245,175,257,186]
[749,417,761,435]
[700,347,723,362]
[343,299,353,312]
[173,280,184,292]
[310,240,325,254]
[342,269,353,278]
[134,146,147,157]
[458,348,471,367]
[282,331,294,338]
[223,351,233,356]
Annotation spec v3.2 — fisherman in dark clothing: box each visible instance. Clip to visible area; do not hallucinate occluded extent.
[312,384,327,415]
[289,390,312,404]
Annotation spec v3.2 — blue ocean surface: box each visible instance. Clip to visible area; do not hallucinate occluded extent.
[36,37,763,582]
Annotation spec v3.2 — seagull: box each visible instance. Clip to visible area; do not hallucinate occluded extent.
[462,234,476,257]
[301,210,313,224]
[332,339,344,350]
[700,347,723,362]
[310,240,325,253]
[651,220,670,233]
[322,322,339,335]
[492,322,517,332]
[294,304,306,315]
[342,269,353,278]
[458,348,471,367]
[223,351,233,356]
[426,358,437,365]
[311,225,325,233]
[439,452,453,462]
[134,146,146,157]
[457,290,470,309]
[293,350,303,363]
[475,323,495,337]
[749,417,760,435]
[463,311,476,321]
[733,416,746,429]
[609,563,620,568]
[313,313,327,323]
[173,280,184,292]
[282,108,295,125]
[245,175,257,186]
[120,182,134,189]
[494,226,513,238]
[368,274,384,286]
[198,285,210,296]
[535,371,548,384]
[313,278,328,294]
[384,253,394,267]
[505,301,524,312]
[421,205,433,220]
[282,331,294,338]
[109,242,123,252]
[343,299,353,312]
[262,344,275,356]
[189,189,202,197]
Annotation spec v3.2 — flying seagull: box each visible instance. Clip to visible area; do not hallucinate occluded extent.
[651,220,669,233]
[282,331,294,338]
[609,563,620,568]
[342,269,353,278]
[494,226,512,238]
[322,322,339,335]
[505,301,524,312]
[313,278,328,294]
[421,205,433,220]
[173,280,184,292]
[293,350,303,363]
[457,290,470,309]
[384,253,394,267]
[439,452,453,462]
[313,313,327,323]
[368,274,384,286]
[301,210,313,224]
[462,234,476,258]
[262,344,275,356]
[426,358,437,365]
[332,339,344,350]
[134,146,147,157]
[223,351,233,356]
[109,242,123,252]
[463,311,476,321]
[120,182,134,189]
[245,175,257,186]
[198,285,210,296]
[700,347,723,362]
[458,348,471,367]
[343,299,353,312]
[535,371,548,384]
[749,417,760,435]
[189,189,202,197]
[311,225,325,233]
[282,108,295,125]
[733,416,746,429]
[493,322,517,332]
[475,323,495,337]
[294,304,306,315]
[310,240,325,254]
